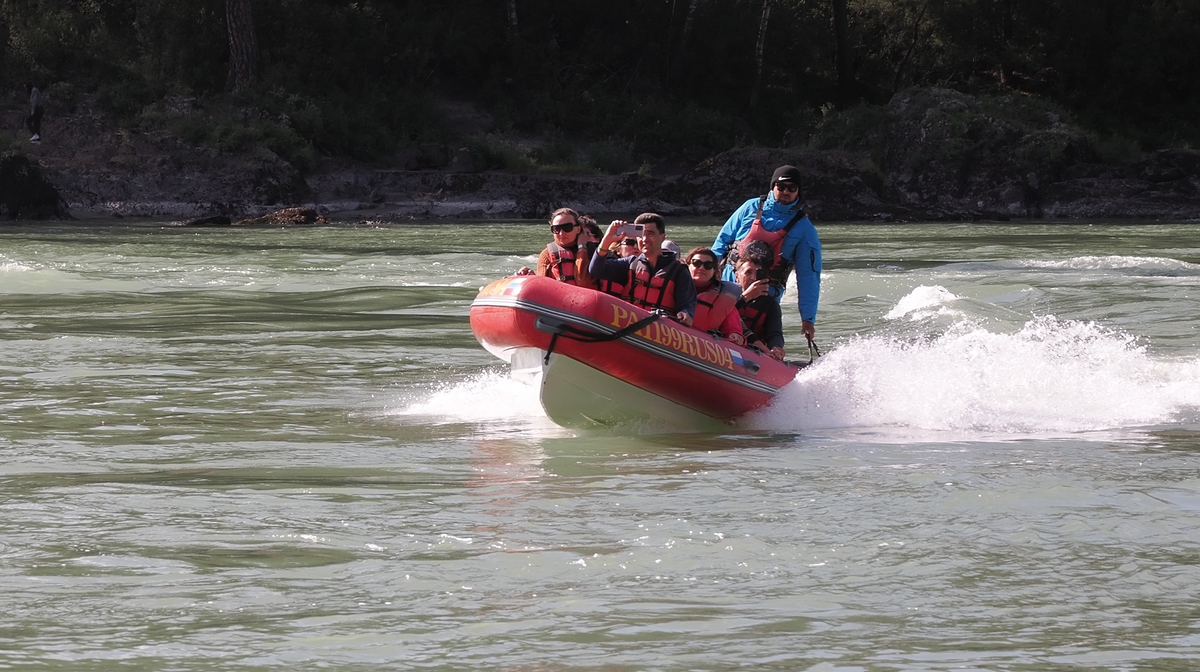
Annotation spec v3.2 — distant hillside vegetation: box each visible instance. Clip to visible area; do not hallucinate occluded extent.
[2,1,1197,175]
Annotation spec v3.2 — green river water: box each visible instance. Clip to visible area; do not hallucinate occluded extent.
[2,221,1200,670]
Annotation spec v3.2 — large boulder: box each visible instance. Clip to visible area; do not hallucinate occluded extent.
[1039,149,1200,219]
[650,89,1200,221]
[810,88,1102,218]
[34,93,310,219]
[0,153,70,219]
[393,144,450,170]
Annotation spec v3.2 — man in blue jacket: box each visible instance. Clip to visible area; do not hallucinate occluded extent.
[711,165,821,340]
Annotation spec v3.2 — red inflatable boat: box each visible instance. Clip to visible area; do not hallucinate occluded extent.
[469,275,803,429]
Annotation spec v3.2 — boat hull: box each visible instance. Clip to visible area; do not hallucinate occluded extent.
[505,347,727,430]
[470,276,799,428]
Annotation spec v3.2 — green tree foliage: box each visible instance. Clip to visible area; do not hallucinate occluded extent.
[1,0,1196,168]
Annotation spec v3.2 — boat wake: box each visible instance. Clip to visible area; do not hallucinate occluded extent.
[748,286,1200,436]
[409,282,1200,438]
[388,370,549,425]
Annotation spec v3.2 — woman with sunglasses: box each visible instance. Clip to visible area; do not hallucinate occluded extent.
[518,207,594,288]
[685,247,745,345]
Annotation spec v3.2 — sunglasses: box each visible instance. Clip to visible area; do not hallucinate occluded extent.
[550,222,577,234]
[621,238,638,246]
[690,259,716,270]
[774,182,800,194]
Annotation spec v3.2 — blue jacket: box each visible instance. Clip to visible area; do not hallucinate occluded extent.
[711,193,821,323]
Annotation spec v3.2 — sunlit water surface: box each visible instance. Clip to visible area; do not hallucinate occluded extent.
[3,221,1200,670]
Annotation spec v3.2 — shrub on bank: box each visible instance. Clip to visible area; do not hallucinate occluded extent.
[810,88,1137,188]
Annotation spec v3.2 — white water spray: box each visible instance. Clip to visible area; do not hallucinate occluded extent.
[389,371,547,424]
[749,285,1200,435]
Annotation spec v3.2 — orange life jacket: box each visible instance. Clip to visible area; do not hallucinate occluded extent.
[544,242,577,283]
[729,195,806,293]
[626,255,685,312]
[693,280,740,334]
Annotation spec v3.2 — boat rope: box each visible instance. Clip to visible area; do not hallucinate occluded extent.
[785,335,822,370]
[537,312,663,364]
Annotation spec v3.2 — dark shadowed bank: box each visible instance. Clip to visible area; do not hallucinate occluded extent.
[8,89,1200,224]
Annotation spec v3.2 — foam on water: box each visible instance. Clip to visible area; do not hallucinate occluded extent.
[884,284,965,321]
[389,370,548,424]
[1,255,35,274]
[1015,255,1200,274]
[0,258,148,294]
[749,286,1200,436]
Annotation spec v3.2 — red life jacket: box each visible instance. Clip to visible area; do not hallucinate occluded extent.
[738,297,772,344]
[693,280,740,334]
[544,242,577,283]
[729,195,806,293]
[596,276,626,298]
[626,255,685,312]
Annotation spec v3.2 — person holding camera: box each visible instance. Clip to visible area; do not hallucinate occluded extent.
[593,224,634,297]
[590,212,696,326]
[733,240,785,360]
[711,164,821,341]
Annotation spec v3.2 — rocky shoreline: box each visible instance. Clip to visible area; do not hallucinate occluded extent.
[8,89,1200,223]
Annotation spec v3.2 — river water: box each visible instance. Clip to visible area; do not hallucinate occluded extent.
[3,221,1200,670]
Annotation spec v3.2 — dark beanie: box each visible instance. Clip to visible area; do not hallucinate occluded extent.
[771,165,802,185]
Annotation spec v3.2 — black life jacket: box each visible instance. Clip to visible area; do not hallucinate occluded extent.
[738,296,773,345]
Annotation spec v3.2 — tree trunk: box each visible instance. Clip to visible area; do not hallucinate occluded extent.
[666,0,702,88]
[506,0,519,40]
[831,0,854,104]
[892,0,930,93]
[749,0,771,111]
[679,0,701,56]
[225,0,259,92]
